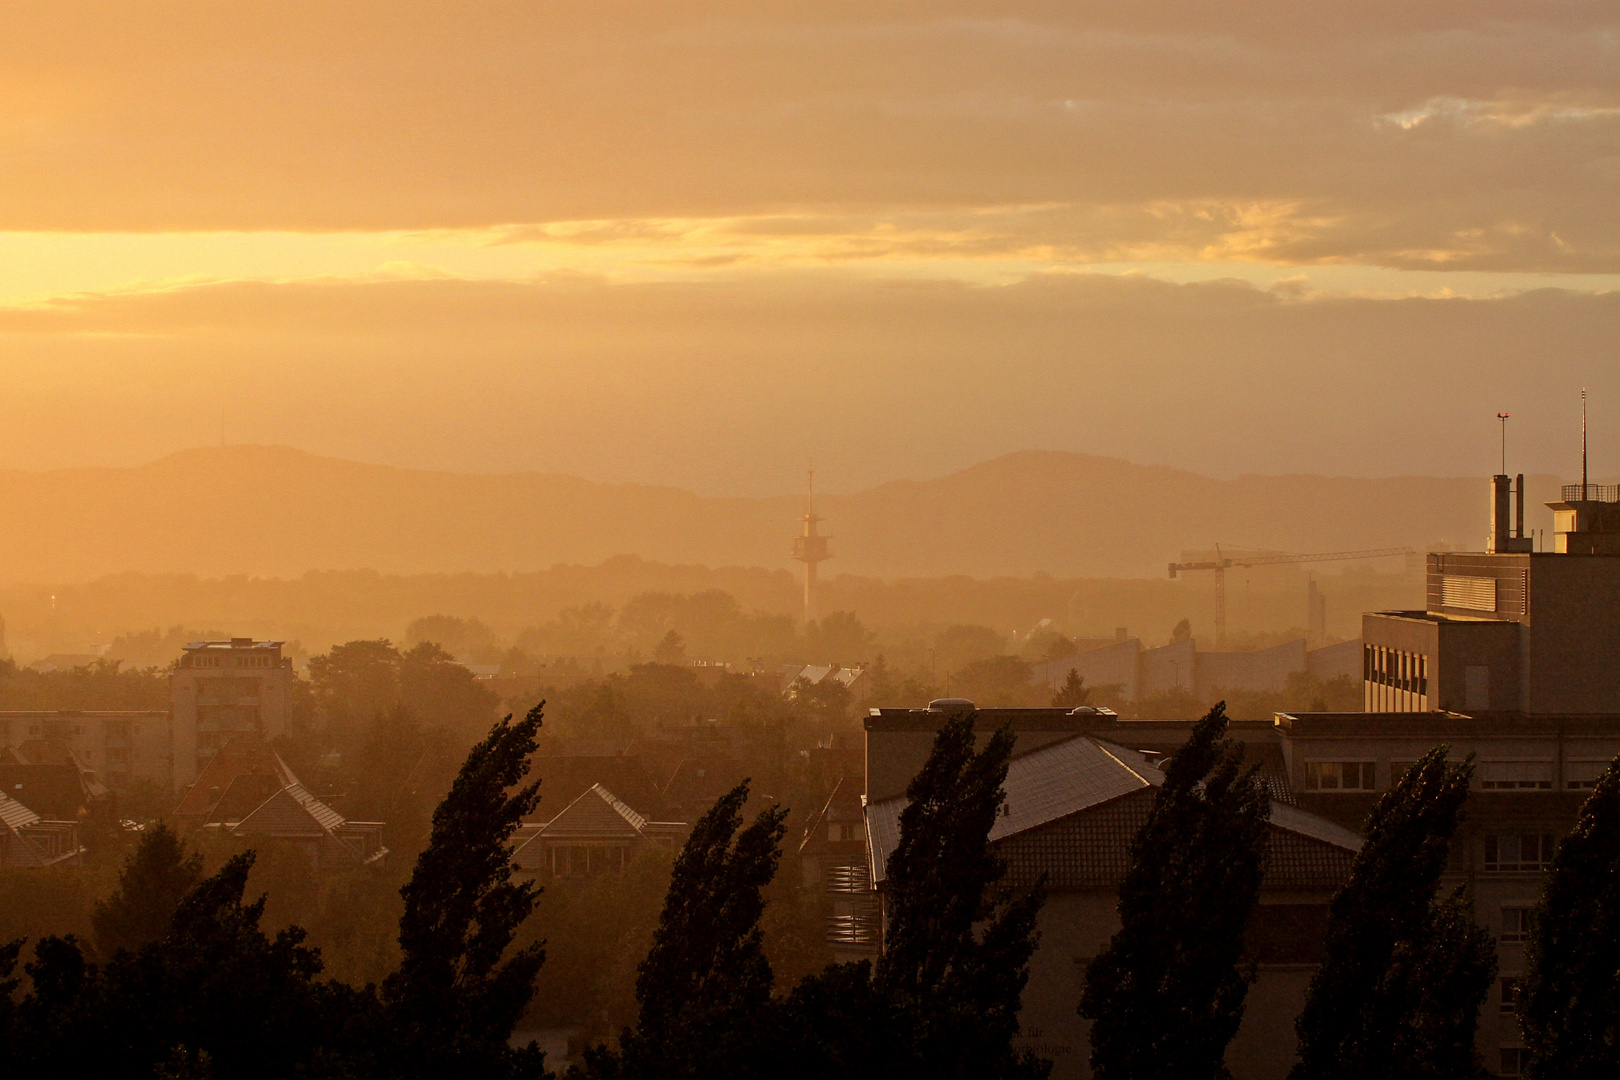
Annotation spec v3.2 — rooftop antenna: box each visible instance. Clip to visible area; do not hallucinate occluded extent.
[1582,387,1588,499]
[1496,412,1510,475]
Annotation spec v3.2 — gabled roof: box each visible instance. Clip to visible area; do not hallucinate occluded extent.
[866,735,1163,884]
[174,737,300,824]
[539,783,649,840]
[234,783,347,837]
[866,732,1360,890]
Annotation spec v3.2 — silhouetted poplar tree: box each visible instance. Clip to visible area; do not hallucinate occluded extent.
[588,780,787,1080]
[1291,746,1493,1080]
[92,821,204,957]
[383,703,548,1080]
[874,712,1048,1080]
[1520,754,1620,1080]
[1080,702,1270,1080]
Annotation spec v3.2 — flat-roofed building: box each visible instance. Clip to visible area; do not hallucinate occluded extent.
[170,638,294,789]
[1274,707,1620,1074]
[1363,477,1620,714]
[0,710,171,793]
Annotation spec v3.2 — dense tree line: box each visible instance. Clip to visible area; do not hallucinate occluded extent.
[1,706,1050,1079]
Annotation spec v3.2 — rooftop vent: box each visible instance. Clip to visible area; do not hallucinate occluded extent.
[927,698,976,713]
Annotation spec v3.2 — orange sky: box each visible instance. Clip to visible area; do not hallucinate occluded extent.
[0,1,1616,493]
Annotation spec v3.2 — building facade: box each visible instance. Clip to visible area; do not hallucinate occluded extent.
[859,700,1620,1079]
[1363,480,1620,714]
[170,638,294,789]
[0,710,172,793]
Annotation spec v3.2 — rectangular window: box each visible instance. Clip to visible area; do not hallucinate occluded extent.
[1304,762,1377,791]
[1500,977,1521,1014]
[1480,762,1556,790]
[1500,907,1531,943]
[1499,1047,1526,1076]
[1485,834,1556,873]
[1566,761,1611,790]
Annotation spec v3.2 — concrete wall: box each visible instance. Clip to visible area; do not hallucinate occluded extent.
[1140,638,1196,697]
[1198,639,1308,697]
[1031,639,1142,701]
[1524,555,1620,713]
[1305,639,1362,682]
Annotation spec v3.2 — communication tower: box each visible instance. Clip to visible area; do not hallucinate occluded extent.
[790,471,832,623]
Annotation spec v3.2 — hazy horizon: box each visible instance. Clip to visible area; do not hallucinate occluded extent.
[1,3,1616,495]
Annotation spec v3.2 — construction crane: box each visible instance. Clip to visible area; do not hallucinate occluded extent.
[1168,545,1414,648]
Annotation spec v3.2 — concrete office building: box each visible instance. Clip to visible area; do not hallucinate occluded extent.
[1363,475,1620,713]
[170,638,294,790]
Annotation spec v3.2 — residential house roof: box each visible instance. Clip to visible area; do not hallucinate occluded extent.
[866,733,1360,892]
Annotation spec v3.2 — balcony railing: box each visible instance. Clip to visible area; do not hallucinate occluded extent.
[1562,484,1620,502]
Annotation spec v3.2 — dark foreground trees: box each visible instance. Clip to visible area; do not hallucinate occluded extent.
[782,711,1048,1080]
[1,704,554,1079]
[1520,755,1620,1080]
[578,781,787,1080]
[579,711,1048,1080]
[1291,746,1494,1080]
[1080,702,1271,1080]
[383,702,550,1079]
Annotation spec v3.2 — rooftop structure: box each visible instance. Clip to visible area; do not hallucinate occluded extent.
[1363,471,1620,714]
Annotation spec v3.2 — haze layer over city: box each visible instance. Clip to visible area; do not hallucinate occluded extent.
[1,5,1618,1080]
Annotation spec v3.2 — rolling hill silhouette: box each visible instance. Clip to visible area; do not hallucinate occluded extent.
[0,445,1555,583]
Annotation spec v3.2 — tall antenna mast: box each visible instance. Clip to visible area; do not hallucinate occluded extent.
[790,468,832,624]
[1497,412,1510,475]
[1582,387,1589,498]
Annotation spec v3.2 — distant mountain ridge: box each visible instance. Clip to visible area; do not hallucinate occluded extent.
[0,445,1558,583]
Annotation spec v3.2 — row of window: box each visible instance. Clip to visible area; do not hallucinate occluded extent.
[1365,645,1428,696]
[181,653,278,668]
[1304,760,1609,792]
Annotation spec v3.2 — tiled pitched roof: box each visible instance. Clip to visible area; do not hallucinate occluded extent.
[233,783,347,837]
[174,737,299,823]
[867,732,1359,893]
[868,734,1163,885]
[540,783,648,840]
[0,789,41,831]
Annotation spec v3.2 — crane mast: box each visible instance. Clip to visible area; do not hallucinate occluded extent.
[1168,545,1413,648]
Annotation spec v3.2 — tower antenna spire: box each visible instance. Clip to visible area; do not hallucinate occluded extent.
[790,468,832,624]
[1497,412,1510,476]
[1582,387,1589,498]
